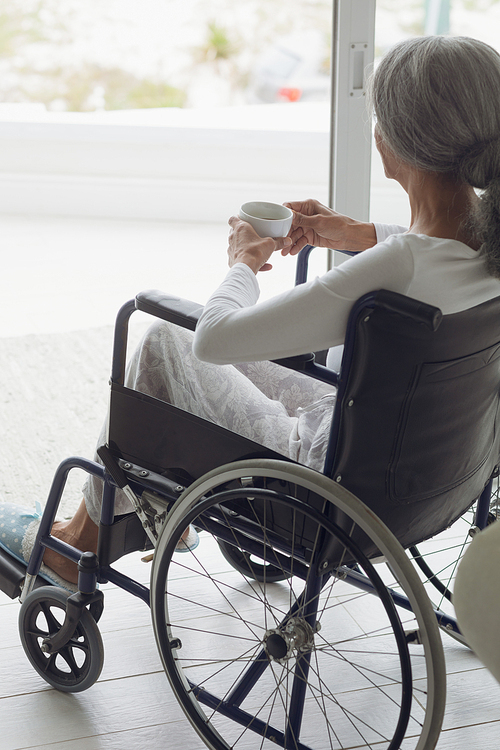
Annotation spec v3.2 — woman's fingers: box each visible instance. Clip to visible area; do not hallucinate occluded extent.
[273,235,292,251]
[290,210,313,228]
[284,199,322,215]
[227,215,294,273]
[282,224,313,255]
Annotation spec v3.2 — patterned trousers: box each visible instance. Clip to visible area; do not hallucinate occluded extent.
[83,320,336,523]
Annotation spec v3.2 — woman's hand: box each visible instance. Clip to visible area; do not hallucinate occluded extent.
[283,199,377,255]
[227,216,292,274]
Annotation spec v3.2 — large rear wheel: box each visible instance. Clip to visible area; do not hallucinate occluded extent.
[151,460,446,750]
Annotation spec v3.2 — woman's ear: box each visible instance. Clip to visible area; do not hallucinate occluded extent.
[375,125,407,184]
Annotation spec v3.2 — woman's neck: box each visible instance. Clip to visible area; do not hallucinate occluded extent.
[404,170,481,249]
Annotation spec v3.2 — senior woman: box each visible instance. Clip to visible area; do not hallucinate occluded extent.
[3,34,500,587]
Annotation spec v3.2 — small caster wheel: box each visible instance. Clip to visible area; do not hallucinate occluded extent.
[19,586,104,692]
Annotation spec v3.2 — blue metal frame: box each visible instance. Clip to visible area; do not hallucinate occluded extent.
[25,457,105,581]
[475,476,495,529]
[23,454,151,606]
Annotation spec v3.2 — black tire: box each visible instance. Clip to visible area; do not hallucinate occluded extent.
[217,539,289,582]
[151,460,445,750]
[19,586,104,692]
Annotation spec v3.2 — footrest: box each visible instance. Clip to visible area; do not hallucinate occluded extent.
[0,549,25,599]
[0,549,47,599]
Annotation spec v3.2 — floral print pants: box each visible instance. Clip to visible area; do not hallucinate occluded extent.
[83,320,336,523]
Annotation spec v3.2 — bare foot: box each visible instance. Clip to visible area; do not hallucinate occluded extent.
[41,504,193,583]
[176,525,198,551]
[42,500,98,585]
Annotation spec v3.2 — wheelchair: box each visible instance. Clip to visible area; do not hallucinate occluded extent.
[1,246,500,750]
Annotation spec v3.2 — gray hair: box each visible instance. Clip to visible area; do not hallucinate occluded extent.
[371,36,500,277]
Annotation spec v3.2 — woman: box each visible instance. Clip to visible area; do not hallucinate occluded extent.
[3,35,500,587]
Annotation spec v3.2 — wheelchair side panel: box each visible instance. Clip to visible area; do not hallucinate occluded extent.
[107,383,290,485]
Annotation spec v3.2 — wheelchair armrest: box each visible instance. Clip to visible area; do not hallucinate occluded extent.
[135,289,204,331]
[135,290,338,385]
[272,353,339,386]
[272,352,315,369]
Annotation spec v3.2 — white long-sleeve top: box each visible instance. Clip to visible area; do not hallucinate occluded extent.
[193,224,500,367]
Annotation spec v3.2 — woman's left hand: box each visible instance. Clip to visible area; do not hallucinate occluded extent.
[227,216,292,274]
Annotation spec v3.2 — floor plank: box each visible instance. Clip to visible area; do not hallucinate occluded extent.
[2,532,500,749]
[1,672,194,750]
[435,720,500,750]
[15,723,207,750]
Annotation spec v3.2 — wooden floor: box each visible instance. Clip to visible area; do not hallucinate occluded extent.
[1,540,499,750]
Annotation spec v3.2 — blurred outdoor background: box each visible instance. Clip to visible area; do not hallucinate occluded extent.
[1,0,499,114]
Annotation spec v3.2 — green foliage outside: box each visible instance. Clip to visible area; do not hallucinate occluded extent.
[0,0,330,111]
[462,0,500,8]
[1,1,499,112]
[196,22,240,63]
[17,64,186,112]
[0,7,45,58]
[379,0,500,36]
[0,1,186,111]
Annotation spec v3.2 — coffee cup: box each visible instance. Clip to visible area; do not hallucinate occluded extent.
[239,201,293,238]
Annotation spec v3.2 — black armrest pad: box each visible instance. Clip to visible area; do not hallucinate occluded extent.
[272,352,315,370]
[135,289,204,331]
[272,352,339,386]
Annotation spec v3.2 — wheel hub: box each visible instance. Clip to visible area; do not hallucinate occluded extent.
[263,617,317,664]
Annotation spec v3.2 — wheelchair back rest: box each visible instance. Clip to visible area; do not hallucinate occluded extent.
[327,291,500,549]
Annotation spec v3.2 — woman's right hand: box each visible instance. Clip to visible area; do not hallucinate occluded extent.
[283,199,377,255]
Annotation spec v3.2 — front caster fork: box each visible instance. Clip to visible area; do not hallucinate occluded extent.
[41,551,104,655]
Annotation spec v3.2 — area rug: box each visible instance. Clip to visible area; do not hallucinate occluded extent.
[0,322,148,518]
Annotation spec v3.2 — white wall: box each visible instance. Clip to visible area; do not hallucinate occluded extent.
[0,104,330,222]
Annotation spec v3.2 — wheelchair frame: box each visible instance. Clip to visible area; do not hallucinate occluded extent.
[4,247,500,748]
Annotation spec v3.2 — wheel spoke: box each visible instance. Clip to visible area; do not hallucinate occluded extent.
[405,497,499,617]
[57,645,83,678]
[39,601,64,634]
[151,463,444,749]
[19,587,104,692]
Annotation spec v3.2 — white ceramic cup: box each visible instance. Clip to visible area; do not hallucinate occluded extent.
[239,201,293,238]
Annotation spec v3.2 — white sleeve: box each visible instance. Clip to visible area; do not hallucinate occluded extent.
[193,236,415,365]
[373,222,408,242]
